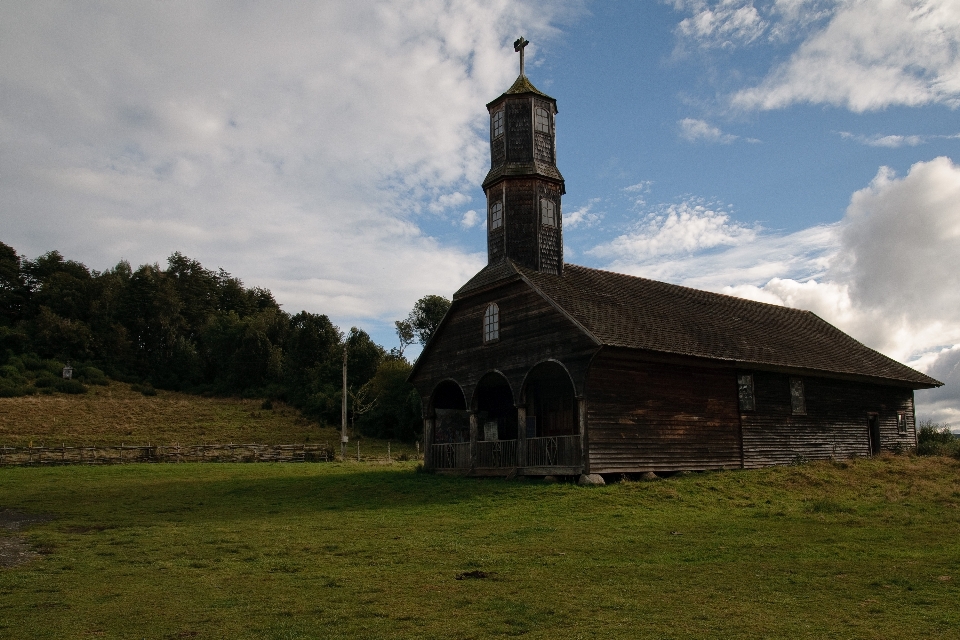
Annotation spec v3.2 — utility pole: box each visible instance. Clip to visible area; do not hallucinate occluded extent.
[341,343,348,461]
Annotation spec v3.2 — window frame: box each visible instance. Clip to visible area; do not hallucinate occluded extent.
[489,201,503,230]
[789,377,806,415]
[491,109,504,139]
[540,198,556,227]
[534,107,550,134]
[897,411,907,434]
[737,373,755,412]
[483,303,500,344]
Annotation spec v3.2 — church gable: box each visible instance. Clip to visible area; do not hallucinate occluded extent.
[410,277,596,409]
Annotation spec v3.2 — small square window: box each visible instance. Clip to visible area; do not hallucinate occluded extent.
[490,201,503,230]
[789,378,806,415]
[737,374,755,411]
[540,199,556,227]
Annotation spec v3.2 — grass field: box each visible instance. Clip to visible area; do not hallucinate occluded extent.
[1,456,959,639]
[0,382,417,459]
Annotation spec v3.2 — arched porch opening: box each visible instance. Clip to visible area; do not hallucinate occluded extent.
[521,361,582,470]
[430,379,469,445]
[523,360,577,437]
[431,379,467,412]
[474,371,518,441]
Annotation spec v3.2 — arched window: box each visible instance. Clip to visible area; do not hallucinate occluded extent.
[540,198,556,227]
[483,303,499,343]
[489,201,503,230]
[492,109,504,139]
[535,107,550,133]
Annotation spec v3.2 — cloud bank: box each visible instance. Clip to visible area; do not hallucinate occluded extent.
[673,0,960,112]
[0,0,579,333]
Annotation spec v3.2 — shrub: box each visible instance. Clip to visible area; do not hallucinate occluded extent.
[42,359,66,375]
[916,420,958,457]
[55,378,88,394]
[78,366,109,385]
[33,373,57,388]
[130,383,157,396]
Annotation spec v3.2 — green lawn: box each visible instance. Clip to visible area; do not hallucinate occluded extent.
[1,456,959,639]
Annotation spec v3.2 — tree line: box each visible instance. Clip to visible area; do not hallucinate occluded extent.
[0,241,449,442]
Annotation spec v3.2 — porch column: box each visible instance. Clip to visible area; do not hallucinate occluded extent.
[424,417,434,468]
[517,405,527,470]
[469,412,478,470]
[578,398,588,473]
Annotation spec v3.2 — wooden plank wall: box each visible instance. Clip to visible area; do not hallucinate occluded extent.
[584,349,742,473]
[741,372,916,468]
[411,279,597,416]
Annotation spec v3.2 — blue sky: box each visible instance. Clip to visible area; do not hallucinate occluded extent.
[2,0,959,423]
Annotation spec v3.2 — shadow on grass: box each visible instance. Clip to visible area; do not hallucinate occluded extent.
[0,463,555,530]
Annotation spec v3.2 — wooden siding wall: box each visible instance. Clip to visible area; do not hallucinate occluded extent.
[506,99,532,162]
[584,349,742,473]
[741,372,916,468]
[411,280,598,414]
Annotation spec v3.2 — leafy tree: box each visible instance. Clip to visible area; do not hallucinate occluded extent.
[401,294,451,346]
[394,319,415,357]
[0,242,27,326]
[356,356,422,441]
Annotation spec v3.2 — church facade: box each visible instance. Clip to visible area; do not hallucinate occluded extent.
[408,48,940,478]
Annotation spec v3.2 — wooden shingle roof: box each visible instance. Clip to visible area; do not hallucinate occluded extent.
[454,260,940,388]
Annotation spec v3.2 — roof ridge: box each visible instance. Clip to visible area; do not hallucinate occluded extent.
[558,262,815,316]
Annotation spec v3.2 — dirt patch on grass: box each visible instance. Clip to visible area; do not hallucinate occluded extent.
[0,508,56,531]
[0,508,56,569]
[0,536,38,568]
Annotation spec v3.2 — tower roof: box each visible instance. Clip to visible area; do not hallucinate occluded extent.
[486,74,556,109]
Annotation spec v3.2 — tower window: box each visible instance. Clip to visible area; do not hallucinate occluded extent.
[540,199,556,227]
[490,201,503,229]
[492,109,504,139]
[483,303,500,343]
[535,107,550,133]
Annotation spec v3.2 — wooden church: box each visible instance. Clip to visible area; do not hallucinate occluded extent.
[408,39,941,479]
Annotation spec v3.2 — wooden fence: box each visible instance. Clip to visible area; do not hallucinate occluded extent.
[0,443,335,466]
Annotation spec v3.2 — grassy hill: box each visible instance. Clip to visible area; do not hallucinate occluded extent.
[0,382,417,459]
[1,456,959,638]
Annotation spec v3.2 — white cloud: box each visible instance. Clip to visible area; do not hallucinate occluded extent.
[590,198,759,262]
[563,199,602,228]
[674,0,767,49]
[731,0,960,111]
[623,181,653,193]
[913,345,960,427]
[678,118,739,143]
[839,131,960,148]
[592,157,960,422]
[0,0,579,335]
[460,209,480,229]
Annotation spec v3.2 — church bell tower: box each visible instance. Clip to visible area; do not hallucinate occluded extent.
[483,37,565,275]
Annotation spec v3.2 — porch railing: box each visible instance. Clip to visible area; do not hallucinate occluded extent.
[475,440,518,468]
[431,442,470,469]
[525,435,581,467]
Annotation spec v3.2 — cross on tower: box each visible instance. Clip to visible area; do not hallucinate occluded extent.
[514,36,529,76]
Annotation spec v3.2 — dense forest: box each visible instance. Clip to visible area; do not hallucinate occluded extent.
[0,241,448,442]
